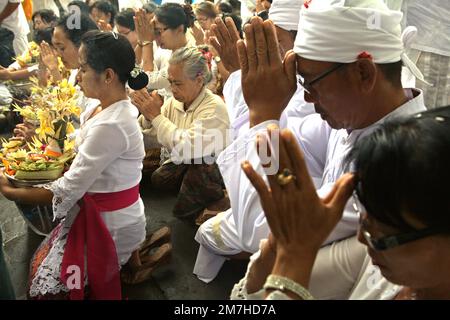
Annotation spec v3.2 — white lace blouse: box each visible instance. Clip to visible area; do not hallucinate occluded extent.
[30,99,147,297]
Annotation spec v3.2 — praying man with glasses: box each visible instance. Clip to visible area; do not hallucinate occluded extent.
[197,0,429,294]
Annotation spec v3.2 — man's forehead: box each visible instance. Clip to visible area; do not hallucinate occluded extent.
[296,55,336,76]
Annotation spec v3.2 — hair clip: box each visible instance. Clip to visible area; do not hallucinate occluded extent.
[111,31,119,40]
[130,65,142,78]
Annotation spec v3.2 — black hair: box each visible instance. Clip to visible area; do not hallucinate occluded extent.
[377,60,403,88]
[80,30,148,90]
[155,3,194,33]
[221,13,242,38]
[218,1,233,14]
[0,27,15,67]
[67,1,91,15]
[32,9,58,26]
[115,8,135,31]
[194,1,218,19]
[90,0,117,27]
[56,14,98,47]
[143,2,158,14]
[227,0,240,14]
[33,27,54,45]
[347,105,450,232]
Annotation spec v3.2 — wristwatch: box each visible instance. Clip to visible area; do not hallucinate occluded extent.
[138,40,153,47]
[213,56,221,64]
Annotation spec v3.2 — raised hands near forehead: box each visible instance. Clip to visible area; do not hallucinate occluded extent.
[40,41,59,71]
[209,17,241,74]
[237,17,297,127]
[242,125,355,255]
[134,8,155,42]
[97,19,113,32]
[191,21,206,45]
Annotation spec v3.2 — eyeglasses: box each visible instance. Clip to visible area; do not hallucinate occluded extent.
[154,27,169,36]
[298,63,346,94]
[352,192,445,251]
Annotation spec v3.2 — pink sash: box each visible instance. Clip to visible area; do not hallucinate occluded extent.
[60,184,140,300]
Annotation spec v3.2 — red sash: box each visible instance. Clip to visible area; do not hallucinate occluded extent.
[60,184,140,300]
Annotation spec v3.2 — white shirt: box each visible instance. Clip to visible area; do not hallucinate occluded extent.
[0,0,29,36]
[52,99,146,215]
[217,89,426,253]
[32,0,71,16]
[223,70,315,140]
[30,99,146,297]
[118,0,145,10]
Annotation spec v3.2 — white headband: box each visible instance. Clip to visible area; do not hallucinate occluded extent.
[268,0,303,31]
[294,0,429,84]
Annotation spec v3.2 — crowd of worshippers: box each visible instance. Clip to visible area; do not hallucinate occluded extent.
[0,0,449,300]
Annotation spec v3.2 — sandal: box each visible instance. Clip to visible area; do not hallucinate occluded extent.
[121,243,172,285]
[195,209,220,226]
[138,226,171,257]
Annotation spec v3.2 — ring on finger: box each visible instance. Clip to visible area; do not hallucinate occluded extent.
[276,168,296,186]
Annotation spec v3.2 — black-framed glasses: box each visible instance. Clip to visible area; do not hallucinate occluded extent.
[298,63,346,94]
[154,27,169,36]
[352,192,445,251]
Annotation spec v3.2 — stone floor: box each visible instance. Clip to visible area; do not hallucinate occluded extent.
[0,176,248,300]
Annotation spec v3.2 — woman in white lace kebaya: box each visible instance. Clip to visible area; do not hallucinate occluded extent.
[0,30,149,300]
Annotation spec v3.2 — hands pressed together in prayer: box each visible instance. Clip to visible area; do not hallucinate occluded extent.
[130,89,164,121]
[209,17,241,74]
[134,9,155,43]
[192,21,205,45]
[97,19,113,32]
[241,125,355,296]
[237,17,297,127]
[40,41,62,82]
[40,41,58,73]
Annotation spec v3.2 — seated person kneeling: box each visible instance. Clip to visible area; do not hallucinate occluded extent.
[132,45,231,221]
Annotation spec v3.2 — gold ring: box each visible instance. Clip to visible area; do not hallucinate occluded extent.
[276,168,296,186]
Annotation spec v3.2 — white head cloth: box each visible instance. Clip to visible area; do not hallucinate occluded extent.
[161,0,185,5]
[268,0,303,31]
[294,0,429,84]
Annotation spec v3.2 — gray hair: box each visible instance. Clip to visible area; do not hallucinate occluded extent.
[169,45,212,85]
[143,2,158,14]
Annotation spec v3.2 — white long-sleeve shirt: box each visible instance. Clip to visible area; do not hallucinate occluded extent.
[139,87,230,163]
[47,99,146,260]
[217,89,426,254]
[223,70,316,140]
[30,99,147,297]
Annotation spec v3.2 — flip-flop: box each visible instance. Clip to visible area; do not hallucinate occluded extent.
[121,243,172,285]
[138,226,171,257]
[195,209,220,226]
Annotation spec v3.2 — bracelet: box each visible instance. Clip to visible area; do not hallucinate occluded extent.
[138,40,153,47]
[263,275,314,300]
